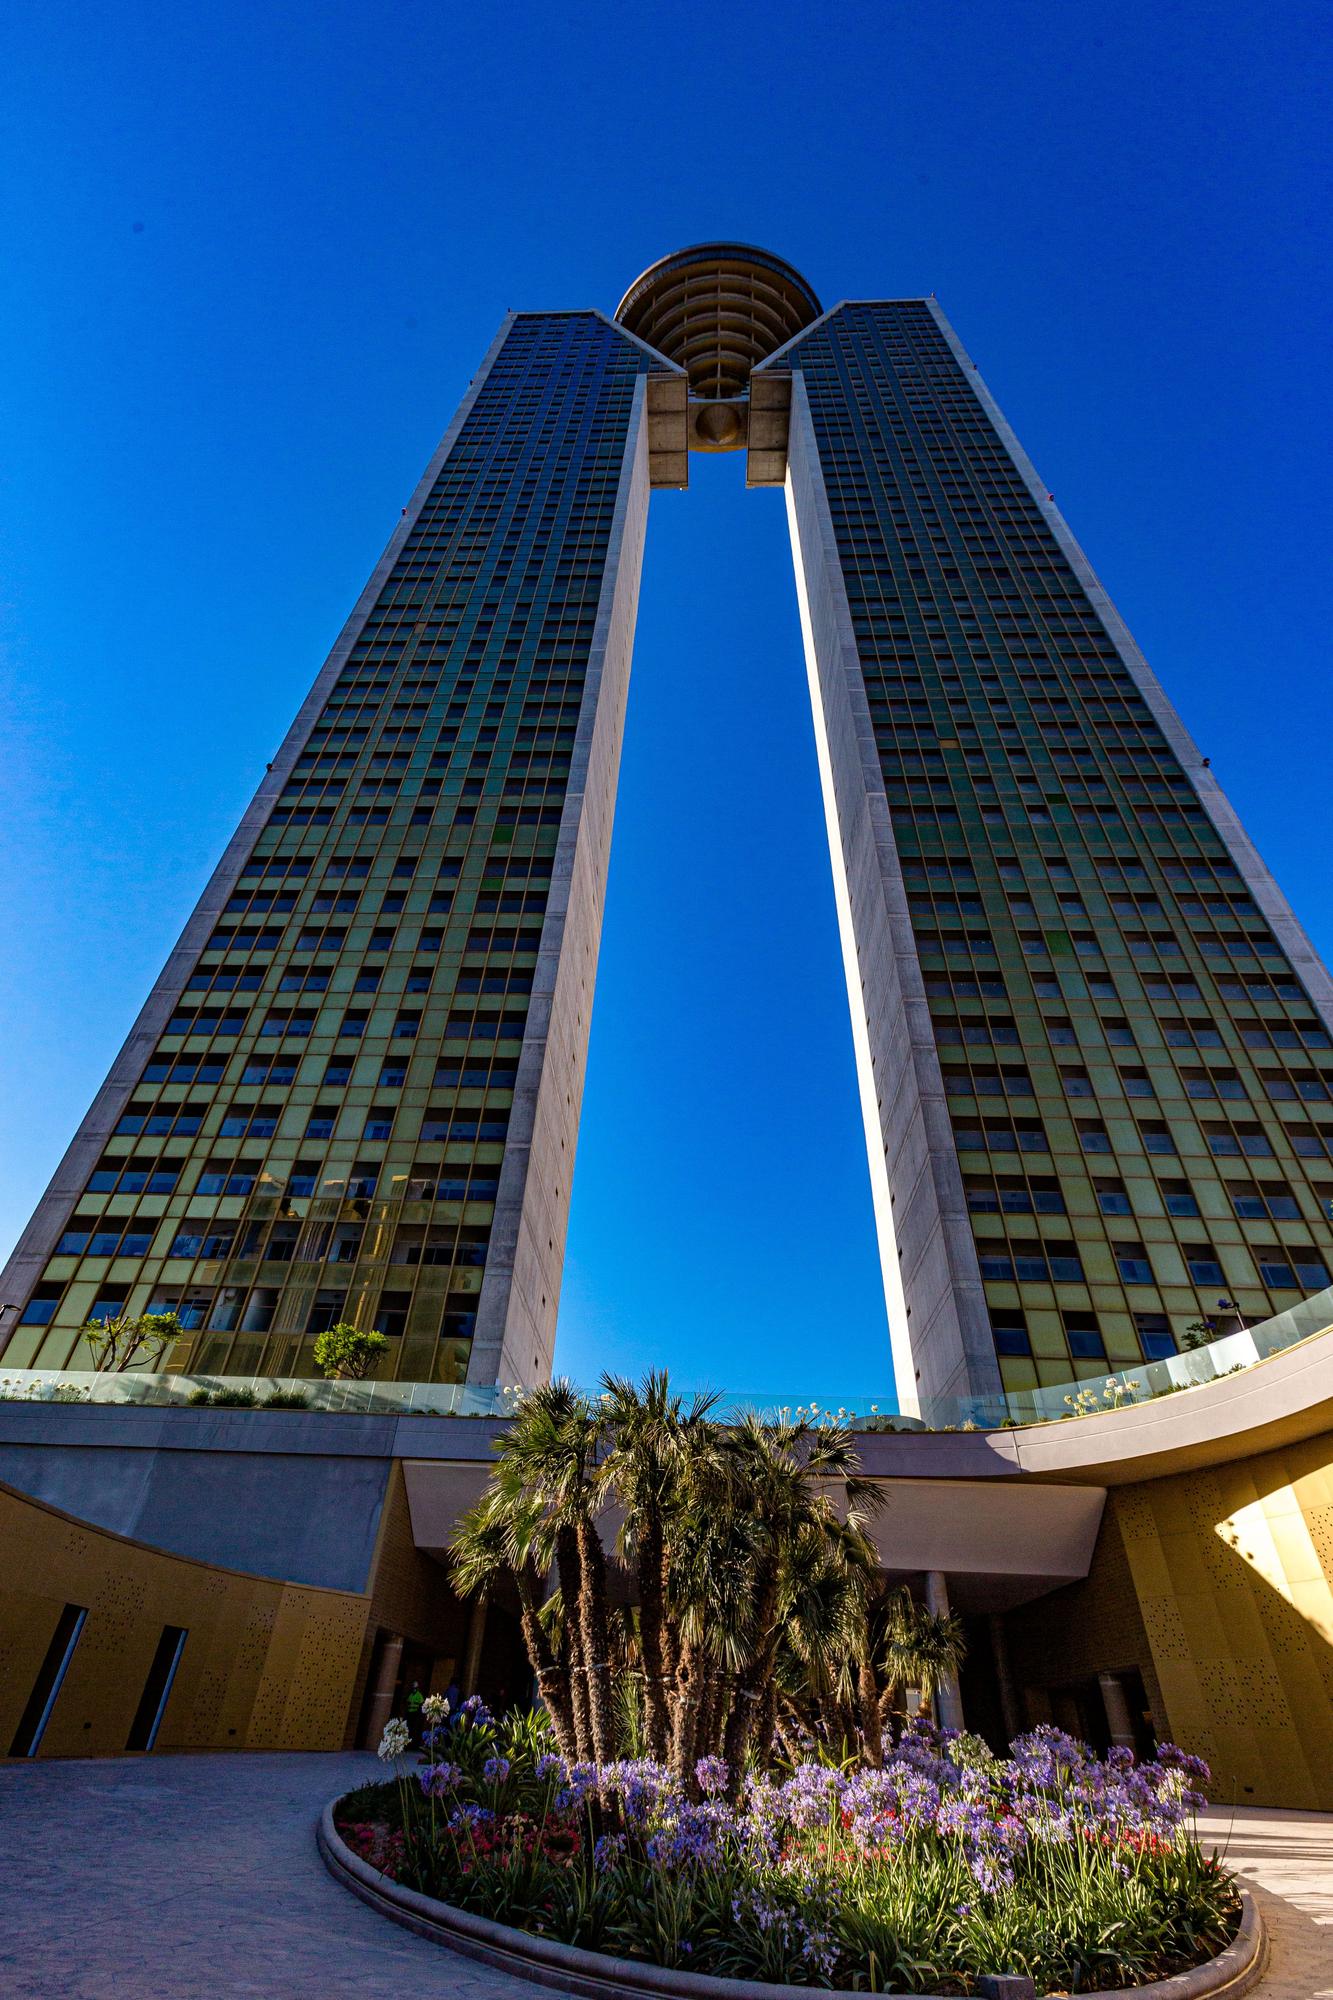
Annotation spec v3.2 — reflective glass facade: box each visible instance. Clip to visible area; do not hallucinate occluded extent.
[6,311,668,1384]
[776,300,1333,1402]
[5,273,1331,1411]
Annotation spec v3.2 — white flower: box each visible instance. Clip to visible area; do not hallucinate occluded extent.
[422,1693,450,1723]
[377,1717,412,1763]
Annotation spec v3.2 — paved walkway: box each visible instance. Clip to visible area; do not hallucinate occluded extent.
[0,1755,1327,1998]
[0,1751,534,1999]
[1199,1805,1333,1999]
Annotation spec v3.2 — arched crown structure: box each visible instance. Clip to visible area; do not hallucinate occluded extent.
[615,243,820,473]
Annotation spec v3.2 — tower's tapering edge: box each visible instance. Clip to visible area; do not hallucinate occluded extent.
[465,373,654,1388]
[0,315,523,1352]
[923,298,1333,1042]
[784,370,1004,1413]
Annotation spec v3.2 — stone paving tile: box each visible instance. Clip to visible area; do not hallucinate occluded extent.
[0,1758,1327,1999]
[0,1751,538,1999]
[1199,1806,1333,2000]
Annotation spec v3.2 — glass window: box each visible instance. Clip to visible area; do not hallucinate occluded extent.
[1134,1312,1175,1360]
[991,1313,1030,1356]
[1113,1244,1154,1283]
[1064,1318,1106,1359]
[1046,1246,1085,1282]
[1160,1180,1200,1217]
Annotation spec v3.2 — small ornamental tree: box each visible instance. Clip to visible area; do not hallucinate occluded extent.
[82,1311,184,1373]
[312,1321,389,1381]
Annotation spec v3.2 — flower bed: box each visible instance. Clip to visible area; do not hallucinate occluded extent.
[336,1701,1238,1995]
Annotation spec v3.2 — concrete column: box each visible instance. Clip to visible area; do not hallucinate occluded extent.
[1098,1671,1136,1752]
[361,1631,404,1749]
[926,1571,965,1733]
[988,1613,1022,1745]
[462,1597,488,1698]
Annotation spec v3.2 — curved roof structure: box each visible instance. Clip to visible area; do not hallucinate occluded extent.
[615,242,821,401]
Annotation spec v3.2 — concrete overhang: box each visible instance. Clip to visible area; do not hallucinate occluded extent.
[401,1459,1106,1614]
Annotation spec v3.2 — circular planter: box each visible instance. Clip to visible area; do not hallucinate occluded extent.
[318,1802,1267,2000]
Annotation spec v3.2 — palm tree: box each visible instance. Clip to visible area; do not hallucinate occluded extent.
[666,1497,760,1787]
[776,1518,868,1765]
[497,1381,615,1765]
[454,1371,891,1790]
[880,1586,967,1734]
[715,1416,881,1796]
[597,1371,720,1764]
[451,1484,578,1761]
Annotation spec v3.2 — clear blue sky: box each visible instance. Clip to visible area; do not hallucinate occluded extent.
[2,0,1330,1400]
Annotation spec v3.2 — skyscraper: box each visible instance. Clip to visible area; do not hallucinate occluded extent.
[5,245,1331,1413]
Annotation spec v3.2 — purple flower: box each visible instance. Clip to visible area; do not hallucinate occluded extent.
[418,1760,461,1797]
[695,1755,728,1797]
[481,1755,510,1784]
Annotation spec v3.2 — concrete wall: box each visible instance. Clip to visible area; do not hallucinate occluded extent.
[0,1405,396,1590]
[470,372,655,1389]
[0,1480,369,1757]
[1,1372,1330,1800]
[0,321,521,1344]
[783,375,1001,1412]
[1011,1427,1333,1809]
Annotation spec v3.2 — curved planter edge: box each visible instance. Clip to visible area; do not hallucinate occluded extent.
[318,1803,1267,2000]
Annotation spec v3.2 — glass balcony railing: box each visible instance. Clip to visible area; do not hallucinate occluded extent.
[0,1284,1329,1431]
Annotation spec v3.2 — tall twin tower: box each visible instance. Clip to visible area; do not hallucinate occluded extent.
[6,246,1332,1413]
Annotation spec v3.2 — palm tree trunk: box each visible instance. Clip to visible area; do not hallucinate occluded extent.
[878,1680,904,1748]
[710,1669,732,1758]
[721,1562,780,1795]
[859,1656,883,1767]
[754,1674,779,1770]
[693,1667,714,1784]
[669,1636,704,1788]
[515,1562,576,1762]
[774,1706,804,1766]
[577,1515,614,1765]
[555,1523,592,1763]
[636,1505,671,1764]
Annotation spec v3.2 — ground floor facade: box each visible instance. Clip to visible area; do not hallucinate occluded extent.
[1,1332,1330,1807]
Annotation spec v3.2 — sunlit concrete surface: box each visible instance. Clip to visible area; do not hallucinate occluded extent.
[0,1755,1327,1999]
[1201,1804,1333,1999]
[0,1751,537,2000]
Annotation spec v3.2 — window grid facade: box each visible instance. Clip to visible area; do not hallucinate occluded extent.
[6,272,1331,1411]
[9,312,668,1384]
[779,300,1333,1393]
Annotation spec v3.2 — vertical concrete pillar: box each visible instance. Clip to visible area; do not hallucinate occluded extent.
[1098,1671,1136,1752]
[361,1631,404,1749]
[988,1613,1022,1744]
[926,1571,965,1732]
[462,1598,488,1698]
